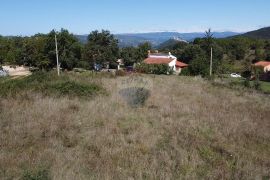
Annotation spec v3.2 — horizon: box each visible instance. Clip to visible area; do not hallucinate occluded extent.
[1,30,248,37]
[0,0,269,36]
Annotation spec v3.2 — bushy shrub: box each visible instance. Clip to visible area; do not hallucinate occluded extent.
[115,70,126,76]
[243,78,251,88]
[136,63,172,75]
[180,68,190,76]
[0,72,105,98]
[119,87,150,107]
[22,167,50,180]
[48,81,102,97]
[77,61,90,69]
[241,71,252,79]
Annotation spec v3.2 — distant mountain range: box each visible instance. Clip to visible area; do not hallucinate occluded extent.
[76,27,270,47]
[76,31,240,48]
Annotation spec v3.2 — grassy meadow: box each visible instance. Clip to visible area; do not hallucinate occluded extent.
[0,72,269,179]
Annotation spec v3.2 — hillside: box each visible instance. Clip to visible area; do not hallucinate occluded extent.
[241,27,270,39]
[0,72,269,179]
[157,38,188,50]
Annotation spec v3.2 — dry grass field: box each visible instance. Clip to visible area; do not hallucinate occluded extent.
[0,72,269,179]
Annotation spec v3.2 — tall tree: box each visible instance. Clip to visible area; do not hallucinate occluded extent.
[136,42,152,62]
[83,30,119,68]
[44,29,82,70]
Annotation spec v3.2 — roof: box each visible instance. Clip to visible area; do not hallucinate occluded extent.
[149,53,170,57]
[144,57,188,68]
[253,61,270,67]
[144,57,173,65]
[176,61,188,68]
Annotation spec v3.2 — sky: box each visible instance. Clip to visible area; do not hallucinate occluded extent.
[0,0,270,35]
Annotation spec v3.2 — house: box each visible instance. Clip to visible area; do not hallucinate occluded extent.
[144,51,188,74]
[253,61,270,72]
[252,61,270,81]
[2,65,31,76]
[116,59,124,70]
[266,64,270,72]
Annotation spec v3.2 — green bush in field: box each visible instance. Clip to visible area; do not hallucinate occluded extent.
[136,63,172,75]
[0,72,105,98]
[119,87,150,108]
[48,81,102,97]
[115,70,126,76]
[180,68,190,76]
[22,167,50,180]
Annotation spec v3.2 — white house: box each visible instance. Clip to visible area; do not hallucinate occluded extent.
[253,61,270,72]
[144,51,188,74]
[2,65,31,76]
[264,64,270,72]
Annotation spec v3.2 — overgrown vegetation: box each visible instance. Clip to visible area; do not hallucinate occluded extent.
[160,30,270,77]
[1,28,270,78]
[135,63,173,75]
[22,167,51,180]
[0,29,152,71]
[119,87,150,107]
[0,72,105,98]
[0,74,269,179]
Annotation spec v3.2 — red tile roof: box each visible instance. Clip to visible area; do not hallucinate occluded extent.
[253,61,270,67]
[144,57,188,68]
[144,57,173,65]
[176,61,188,68]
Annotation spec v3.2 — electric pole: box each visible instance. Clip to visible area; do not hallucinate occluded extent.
[210,47,213,76]
[55,33,60,76]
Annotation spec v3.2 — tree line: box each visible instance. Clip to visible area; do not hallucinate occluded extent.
[0,29,151,70]
[1,28,270,77]
[159,32,270,76]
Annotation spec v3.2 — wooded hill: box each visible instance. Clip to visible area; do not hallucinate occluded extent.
[238,27,270,39]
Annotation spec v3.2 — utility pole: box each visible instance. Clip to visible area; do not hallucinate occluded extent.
[55,33,60,76]
[210,47,213,76]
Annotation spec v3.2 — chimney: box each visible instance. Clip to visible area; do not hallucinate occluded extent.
[148,50,151,57]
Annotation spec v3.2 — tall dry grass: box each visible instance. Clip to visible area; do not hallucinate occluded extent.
[0,74,269,179]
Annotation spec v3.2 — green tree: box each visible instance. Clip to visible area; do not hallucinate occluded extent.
[188,56,210,76]
[179,44,205,64]
[121,47,137,66]
[83,30,119,69]
[44,29,82,70]
[136,42,152,62]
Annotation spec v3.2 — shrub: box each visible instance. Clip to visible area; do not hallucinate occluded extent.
[115,70,126,76]
[119,87,150,107]
[243,78,251,88]
[136,63,172,75]
[48,81,103,97]
[180,68,190,76]
[22,167,50,180]
[0,72,105,98]
[241,71,252,79]
[188,57,210,77]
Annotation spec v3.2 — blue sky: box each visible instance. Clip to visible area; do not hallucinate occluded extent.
[0,0,269,35]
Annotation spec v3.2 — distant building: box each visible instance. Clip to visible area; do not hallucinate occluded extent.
[252,61,270,81]
[2,65,31,76]
[253,61,270,72]
[144,51,188,74]
[117,59,124,70]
